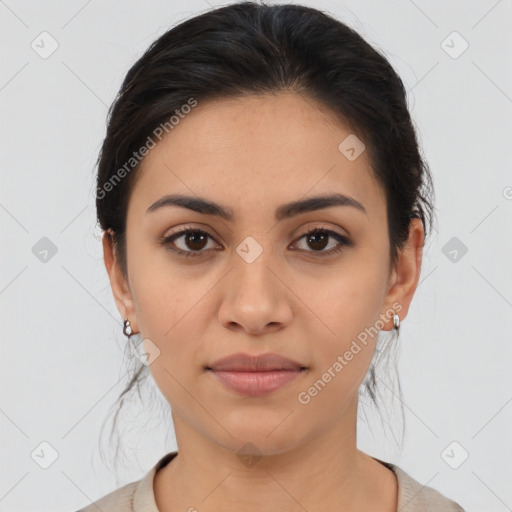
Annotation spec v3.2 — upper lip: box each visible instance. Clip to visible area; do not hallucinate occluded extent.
[206,352,306,372]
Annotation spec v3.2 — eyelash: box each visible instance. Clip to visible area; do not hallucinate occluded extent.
[159,225,351,259]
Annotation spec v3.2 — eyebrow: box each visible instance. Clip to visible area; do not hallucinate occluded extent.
[146,192,367,221]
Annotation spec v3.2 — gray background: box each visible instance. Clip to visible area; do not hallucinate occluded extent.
[1,0,511,511]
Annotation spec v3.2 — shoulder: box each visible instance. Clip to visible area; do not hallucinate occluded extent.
[75,452,178,512]
[75,480,138,512]
[388,462,466,512]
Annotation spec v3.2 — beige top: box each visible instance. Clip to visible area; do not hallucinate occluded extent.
[76,451,466,511]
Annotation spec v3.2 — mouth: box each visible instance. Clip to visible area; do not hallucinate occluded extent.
[205,352,308,397]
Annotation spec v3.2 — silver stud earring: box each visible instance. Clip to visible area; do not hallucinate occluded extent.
[393,313,400,334]
[123,318,133,337]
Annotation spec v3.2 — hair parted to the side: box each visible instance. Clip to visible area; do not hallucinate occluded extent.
[94,1,436,475]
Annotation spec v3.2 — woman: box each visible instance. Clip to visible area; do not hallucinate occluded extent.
[78,2,466,511]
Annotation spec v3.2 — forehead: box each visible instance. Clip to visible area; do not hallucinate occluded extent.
[129,92,385,223]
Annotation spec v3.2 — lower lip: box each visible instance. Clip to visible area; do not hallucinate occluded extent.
[208,369,305,396]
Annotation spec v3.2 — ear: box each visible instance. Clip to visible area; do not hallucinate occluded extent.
[381,217,425,331]
[102,230,139,334]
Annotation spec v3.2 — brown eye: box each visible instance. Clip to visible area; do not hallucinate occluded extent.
[306,231,329,251]
[181,231,209,251]
[293,228,351,255]
[162,228,219,257]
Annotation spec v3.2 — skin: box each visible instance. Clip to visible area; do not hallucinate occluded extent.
[103,91,424,512]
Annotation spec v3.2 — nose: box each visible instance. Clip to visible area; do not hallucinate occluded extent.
[217,252,293,336]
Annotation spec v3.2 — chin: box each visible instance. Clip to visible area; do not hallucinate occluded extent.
[214,423,307,458]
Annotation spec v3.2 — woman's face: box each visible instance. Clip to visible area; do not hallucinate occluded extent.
[104,92,423,456]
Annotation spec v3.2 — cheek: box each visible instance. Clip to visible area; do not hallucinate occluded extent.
[129,280,206,396]
[140,322,202,412]
[130,248,201,333]
[321,272,385,341]
[311,264,387,383]
[299,298,380,418]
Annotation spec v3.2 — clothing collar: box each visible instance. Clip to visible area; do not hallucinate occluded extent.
[133,451,439,512]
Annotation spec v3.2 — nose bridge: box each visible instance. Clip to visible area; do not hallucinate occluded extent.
[231,234,278,302]
[217,233,291,334]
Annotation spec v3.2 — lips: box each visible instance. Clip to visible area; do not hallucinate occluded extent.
[206,352,307,397]
[206,352,307,372]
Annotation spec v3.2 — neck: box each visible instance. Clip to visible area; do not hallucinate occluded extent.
[153,395,398,512]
